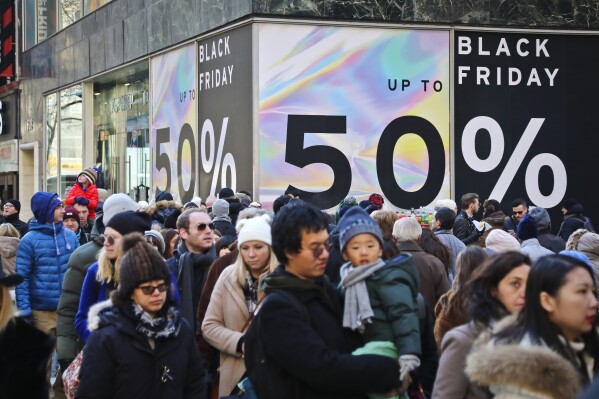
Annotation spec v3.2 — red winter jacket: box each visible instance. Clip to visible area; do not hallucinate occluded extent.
[65,183,99,219]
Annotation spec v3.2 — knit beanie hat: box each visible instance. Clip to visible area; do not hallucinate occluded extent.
[103,193,140,224]
[218,187,235,199]
[156,190,174,202]
[117,233,171,299]
[106,211,152,236]
[575,232,599,258]
[144,230,166,255]
[78,167,98,185]
[529,207,551,230]
[63,205,80,225]
[368,193,384,210]
[212,199,230,217]
[561,198,579,212]
[559,250,594,268]
[516,214,538,241]
[338,206,384,251]
[237,214,272,246]
[6,199,21,213]
[485,229,521,253]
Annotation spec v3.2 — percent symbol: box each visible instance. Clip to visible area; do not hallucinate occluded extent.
[201,117,237,196]
[462,116,567,209]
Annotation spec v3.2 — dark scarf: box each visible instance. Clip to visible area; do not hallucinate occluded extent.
[176,243,216,326]
[261,265,336,312]
[122,300,181,340]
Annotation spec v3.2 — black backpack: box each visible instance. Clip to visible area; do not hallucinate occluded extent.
[582,216,596,233]
[244,290,310,399]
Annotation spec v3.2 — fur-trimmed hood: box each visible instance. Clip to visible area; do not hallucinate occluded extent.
[146,200,182,216]
[466,315,582,399]
[87,299,115,332]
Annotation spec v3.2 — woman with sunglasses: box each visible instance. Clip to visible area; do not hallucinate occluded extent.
[77,233,205,398]
[75,211,152,344]
[202,214,278,397]
[466,255,599,398]
[432,251,532,399]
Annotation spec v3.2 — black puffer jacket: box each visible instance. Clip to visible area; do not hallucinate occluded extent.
[77,300,206,399]
[0,317,55,398]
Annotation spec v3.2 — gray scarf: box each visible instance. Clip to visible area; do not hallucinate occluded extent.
[212,214,232,223]
[340,258,386,333]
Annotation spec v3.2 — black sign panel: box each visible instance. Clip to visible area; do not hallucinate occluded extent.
[455,32,599,230]
[198,25,253,199]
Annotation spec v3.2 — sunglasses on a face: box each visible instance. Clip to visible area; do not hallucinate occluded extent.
[137,283,168,295]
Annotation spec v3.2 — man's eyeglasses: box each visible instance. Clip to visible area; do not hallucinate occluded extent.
[3,203,14,208]
[301,241,331,259]
[137,283,168,295]
[196,223,215,232]
[102,235,118,246]
[513,211,525,215]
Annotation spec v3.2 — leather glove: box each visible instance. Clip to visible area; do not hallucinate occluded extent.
[399,354,420,381]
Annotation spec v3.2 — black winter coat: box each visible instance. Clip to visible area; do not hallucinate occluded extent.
[0,317,55,399]
[558,204,589,242]
[76,301,206,399]
[247,266,400,399]
[213,219,236,238]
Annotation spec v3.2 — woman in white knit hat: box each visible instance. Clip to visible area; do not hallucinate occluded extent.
[202,214,278,397]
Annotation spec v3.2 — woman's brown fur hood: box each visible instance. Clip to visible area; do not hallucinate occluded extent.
[146,200,182,216]
[466,315,582,399]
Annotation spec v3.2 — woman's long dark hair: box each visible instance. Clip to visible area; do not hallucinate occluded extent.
[420,228,451,276]
[494,255,599,380]
[467,251,532,327]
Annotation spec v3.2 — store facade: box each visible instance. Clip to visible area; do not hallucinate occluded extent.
[16,0,599,225]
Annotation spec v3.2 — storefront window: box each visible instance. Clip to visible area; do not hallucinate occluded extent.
[44,85,83,197]
[93,63,149,200]
[46,93,59,193]
[59,0,82,30]
[59,86,83,195]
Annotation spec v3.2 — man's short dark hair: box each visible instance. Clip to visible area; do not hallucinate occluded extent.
[273,195,291,214]
[435,207,456,230]
[461,193,479,210]
[511,198,528,209]
[176,208,208,231]
[271,202,328,265]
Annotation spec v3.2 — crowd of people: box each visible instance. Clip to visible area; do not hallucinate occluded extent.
[1,166,599,399]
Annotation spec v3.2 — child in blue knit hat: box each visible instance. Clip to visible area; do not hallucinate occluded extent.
[339,206,421,398]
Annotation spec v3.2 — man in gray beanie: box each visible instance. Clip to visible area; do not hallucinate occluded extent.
[212,199,236,237]
[56,193,141,380]
[529,206,565,254]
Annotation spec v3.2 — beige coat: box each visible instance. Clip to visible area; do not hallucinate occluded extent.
[0,236,19,275]
[201,264,250,396]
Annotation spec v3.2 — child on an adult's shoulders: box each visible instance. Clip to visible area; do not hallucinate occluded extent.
[65,167,99,221]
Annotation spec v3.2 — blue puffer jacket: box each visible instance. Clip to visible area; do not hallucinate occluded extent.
[16,220,79,316]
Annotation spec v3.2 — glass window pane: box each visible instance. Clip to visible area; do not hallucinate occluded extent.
[59,0,82,30]
[46,93,59,193]
[60,85,83,197]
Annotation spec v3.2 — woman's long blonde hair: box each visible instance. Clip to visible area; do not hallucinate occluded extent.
[0,286,15,333]
[234,244,278,287]
[95,247,122,284]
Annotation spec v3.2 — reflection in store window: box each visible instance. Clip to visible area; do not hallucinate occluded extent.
[93,65,149,199]
[60,86,83,196]
[44,85,83,198]
[59,0,82,30]
[46,93,59,194]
